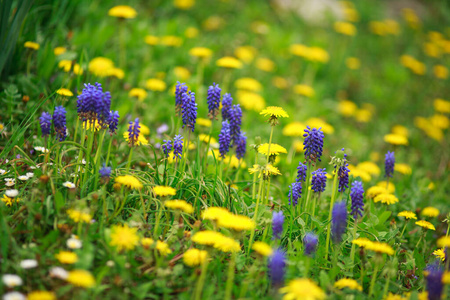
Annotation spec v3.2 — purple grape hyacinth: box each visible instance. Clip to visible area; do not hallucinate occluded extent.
[77,82,111,127]
[107,111,120,135]
[39,112,52,137]
[296,162,307,183]
[303,126,324,163]
[235,132,247,159]
[229,104,242,144]
[99,164,112,178]
[207,83,221,119]
[53,106,67,141]
[303,232,319,256]
[337,163,350,192]
[162,139,173,158]
[311,168,327,193]
[128,118,140,146]
[181,91,197,132]
[221,93,233,121]
[425,263,443,300]
[385,151,395,178]
[288,182,302,206]
[175,82,188,114]
[218,121,231,158]
[268,249,286,286]
[331,201,348,243]
[272,211,284,239]
[350,181,364,220]
[173,135,183,160]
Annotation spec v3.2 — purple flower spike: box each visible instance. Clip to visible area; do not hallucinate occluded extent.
[77,82,111,127]
[53,106,67,141]
[181,91,197,132]
[221,93,233,121]
[39,112,52,136]
[218,121,231,158]
[425,263,443,300]
[269,249,286,286]
[128,118,140,146]
[229,104,242,144]
[272,211,284,239]
[99,164,112,178]
[235,132,247,159]
[162,139,173,158]
[108,111,120,135]
[338,163,350,192]
[350,181,364,220]
[175,82,188,115]
[303,232,319,256]
[173,135,183,160]
[311,168,327,193]
[296,162,307,183]
[385,151,395,178]
[207,83,221,119]
[303,126,324,163]
[288,182,302,206]
[331,201,348,243]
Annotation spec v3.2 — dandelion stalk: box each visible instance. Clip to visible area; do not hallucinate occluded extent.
[248,175,264,255]
[325,170,339,261]
[194,258,209,300]
[224,252,237,300]
[350,220,358,264]
[368,261,380,297]
[153,199,164,239]
[126,147,134,173]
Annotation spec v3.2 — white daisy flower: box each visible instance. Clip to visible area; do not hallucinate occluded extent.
[82,159,86,165]
[17,175,28,181]
[63,181,75,189]
[26,172,34,178]
[5,189,18,198]
[0,169,7,175]
[19,259,38,269]
[49,266,68,279]
[2,291,26,300]
[2,274,23,287]
[5,178,15,187]
[67,237,82,249]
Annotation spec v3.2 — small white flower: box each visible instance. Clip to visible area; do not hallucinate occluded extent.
[2,291,26,300]
[82,159,86,165]
[106,260,115,267]
[49,266,68,279]
[5,178,15,187]
[67,237,82,249]
[5,189,18,198]
[63,181,75,189]
[0,169,6,175]
[34,146,49,153]
[26,172,34,178]
[19,259,38,269]
[2,274,23,287]
[17,175,28,181]
[30,166,37,170]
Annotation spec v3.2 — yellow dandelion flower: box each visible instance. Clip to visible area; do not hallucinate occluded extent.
[82,120,102,132]
[199,134,216,145]
[395,163,412,175]
[115,175,143,190]
[352,238,373,248]
[260,106,289,118]
[216,56,243,69]
[402,8,421,29]
[256,57,275,72]
[123,131,148,146]
[141,237,154,248]
[109,224,139,251]
[376,181,395,193]
[433,98,450,114]
[293,84,314,97]
[443,272,450,284]
[67,209,92,223]
[305,118,334,134]
[422,207,439,218]
[257,143,288,156]
[66,269,96,288]
[156,241,172,256]
[129,88,147,101]
[374,193,399,205]
[385,293,408,300]
[356,161,380,176]
[108,67,124,79]
[108,5,137,18]
[54,47,66,55]
[197,118,212,127]
[222,155,246,169]
[338,100,358,117]
[27,291,56,300]
[384,133,408,146]
[174,0,195,10]
[183,248,207,267]
[391,125,409,137]
[202,207,230,221]
[252,241,273,256]
[1,194,19,206]
[334,21,357,36]
[237,91,266,111]
[24,41,40,50]
[234,46,257,63]
[272,76,288,89]
[145,78,166,91]
[424,42,441,58]
[235,78,262,92]
[56,88,73,97]
[55,251,78,264]
[398,211,417,220]
[217,213,256,231]
[365,241,394,255]
[354,109,372,123]
[437,236,450,248]
[214,236,241,253]
[144,35,159,45]
[294,140,305,153]
[346,57,360,70]
[189,47,212,58]
[139,124,150,135]
[433,248,446,262]
[428,182,435,190]
[88,57,115,77]
[184,27,199,38]
[164,200,194,214]
[429,114,449,130]
[415,220,435,230]
[279,278,325,300]
[282,122,305,137]
[192,230,227,246]
[203,16,224,31]
[174,66,191,80]
[153,185,176,197]
[348,166,372,182]
[434,65,448,79]
[334,278,362,291]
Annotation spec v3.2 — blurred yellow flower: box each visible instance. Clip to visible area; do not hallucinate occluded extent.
[129,88,148,101]
[334,278,362,291]
[144,35,159,45]
[343,7,360,22]
[216,56,242,69]
[352,237,373,248]
[192,230,227,246]
[189,47,213,58]
[365,241,394,255]
[237,91,265,111]
[109,68,125,79]
[235,77,262,92]
[153,186,176,197]
[156,241,172,256]
[338,100,357,117]
[109,224,139,251]
[252,241,273,257]
[54,47,66,55]
[55,251,78,264]
[424,42,441,58]
[27,291,56,300]
[251,21,270,35]
[421,207,439,217]
[24,41,39,50]
[402,8,421,29]
[279,278,325,300]
[290,44,329,63]
[429,114,449,129]
[376,181,395,193]
[414,116,444,141]
[108,5,137,19]
[348,167,371,182]
[366,186,389,198]
[202,207,230,221]
[145,78,166,91]
[384,19,400,35]
[222,155,246,169]
[415,220,435,230]
[395,163,412,175]
[123,131,149,146]
[283,122,305,137]
[437,236,450,248]
[346,57,360,70]
[356,161,380,176]
[374,193,399,205]
[88,57,115,77]
[334,21,357,36]
[293,84,314,97]
[56,88,73,97]
[174,66,191,80]
[391,125,409,137]
[164,200,194,214]
[160,36,182,47]
[398,211,417,219]
[185,27,199,38]
[67,209,92,223]
[354,109,372,123]
[305,118,334,134]
[174,0,195,10]
[384,133,408,145]
[258,143,287,156]
[260,106,289,118]
[197,118,212,127]
[141,237,154,248]
[235,46,257,63]
[203,16,224,31]
[433,65,448,79]
[183,248,207,267]
[256,57,275,72]
[217,213,255,231]
[272,76,288,89]
[67,270,95,288]
[214,236,241,253]
[115,175,143,190]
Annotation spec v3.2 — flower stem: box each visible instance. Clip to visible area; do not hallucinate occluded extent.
[368,262,380,297]
[126,147,134,173]
[194,257,209,300]
[350,219,358,264]
[248,175,264,256]
[224,252,236,300]
[153,199,163,239]
[251,153,258,199]
[325,170,339,261]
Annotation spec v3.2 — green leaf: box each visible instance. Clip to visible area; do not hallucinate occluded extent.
[413,248,425,280]
[54,190,65,212]
[319,270,330,290]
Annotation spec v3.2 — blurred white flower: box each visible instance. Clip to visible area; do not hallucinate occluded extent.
[17,176,28,181]
[63,181,75,188]
[106,260,115,267]
[2,291,26,300]
[0,169,7,175]
[19,259,38,269]
[49,266,68,279]
[2,274,23,287]
[5,178,14,187]
[5,189,18,198]
[26,172,34,178]
[67,237,82,249]
[34,146,49,153]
